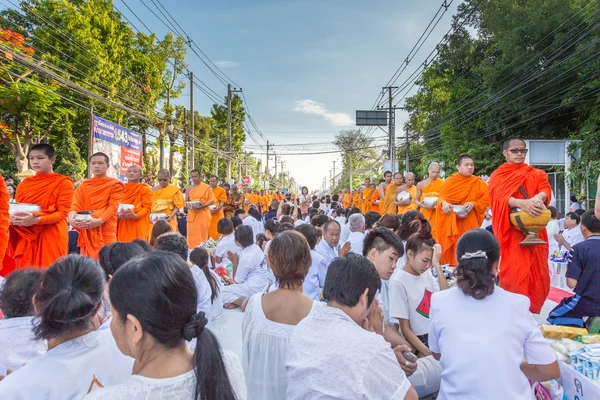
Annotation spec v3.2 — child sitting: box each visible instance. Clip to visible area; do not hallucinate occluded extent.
[389,217,448,356]
[547,210,600,332]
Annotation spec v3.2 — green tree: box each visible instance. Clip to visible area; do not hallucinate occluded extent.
[334,129,378,190]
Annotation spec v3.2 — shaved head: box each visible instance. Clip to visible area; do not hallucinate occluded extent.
[157,168,170,177]
[127,164,142,173]
[428,162,440,171]
[405,172,416,179]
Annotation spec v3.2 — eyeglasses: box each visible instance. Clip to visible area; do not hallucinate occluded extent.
[158,178,169,182]
[508,149,528,155]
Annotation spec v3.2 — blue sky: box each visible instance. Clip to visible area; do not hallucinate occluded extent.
[118,0,461,190]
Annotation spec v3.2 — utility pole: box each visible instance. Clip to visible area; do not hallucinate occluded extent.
[382,86,398,173]
[189,72,195,170]
[226,84,243,183]
[349,155,353,191]
[215,136,219,176]
[405,128,410,173]
[332,160,336,188]
[238,153,242,181]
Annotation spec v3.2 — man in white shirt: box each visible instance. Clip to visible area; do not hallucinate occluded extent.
[295,223,328,300]
[345,213,366,255]
[554,211,585,252]
[340,207,361,243]
[286,254,418,400]
[363,228,442,398]
[315,220,351,268]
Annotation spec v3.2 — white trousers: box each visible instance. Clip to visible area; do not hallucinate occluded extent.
[408,355,442,397]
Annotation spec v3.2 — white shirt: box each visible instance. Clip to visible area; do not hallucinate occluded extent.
[340,222,351,243]
[242,216,264,242]
[286,303,411,399]
[190,265,213,328]
[209,269,224,320]
[429,287,557,400]
[563,225,584,248]
[214,234,241,268]
[334,216,346,226]
[0,327,134,399]
[242,293,318,400]
[303,250,326,301]
[86,350,246,400]
[0,316,47,375]
[389,269,439,335]
[345,231,365,256]
[546,219,561,254]
[314,239,338,268]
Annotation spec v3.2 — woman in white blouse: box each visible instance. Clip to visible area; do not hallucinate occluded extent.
[85,251,243,400]
[0,255,133,399]
[242,230,317,400]
[428,229,559,400]
[222,225,272,309]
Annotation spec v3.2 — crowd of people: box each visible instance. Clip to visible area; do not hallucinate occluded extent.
[0,137,599,399]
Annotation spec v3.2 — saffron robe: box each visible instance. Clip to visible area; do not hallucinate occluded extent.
[370,189,381,213]
[361,187,372,214]
[381,183,399,215]
[419,178,444,238]
[187,183,216,248]
[117,183,152,242]
[151,184,185,233]
[0,179,10,274]
[209,186,228,240]
[397,185,418,215]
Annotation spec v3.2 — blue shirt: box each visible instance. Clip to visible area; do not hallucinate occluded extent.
[566,235,600,302]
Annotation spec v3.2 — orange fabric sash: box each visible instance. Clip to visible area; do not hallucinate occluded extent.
[420,178,444,223]
[117,183,152,242]
[152,184,183,213]
[398,185,417,214]
[381,183,399,214]
[0,179,9,272]
[370,190,381,212]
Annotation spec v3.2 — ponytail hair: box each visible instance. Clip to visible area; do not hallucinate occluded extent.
[109,252,235,400]
[455,229,500,300]
[405,215,436,255]
[34,255,105,341]
[189,247,220,303]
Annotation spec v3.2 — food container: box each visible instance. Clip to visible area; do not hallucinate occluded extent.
[150,212,168,224]
[422,196,438,209]
[451,205,469,219]
[118,204,134,213]
[75,210,94,221]
[209,204,218,211]
[396,191,412,204]
[541,325,588,340]
[8,203,41,216]
[186,201,202,209]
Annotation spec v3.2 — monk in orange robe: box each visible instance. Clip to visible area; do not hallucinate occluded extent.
[377,171,392,207]
[416,162,443,236]
[370,183,381,212]
[381,172,403,215]
[186,169,216,248]
[0,177,9,273]
[395,172,418,214]
[209,175,227,240]
[243,187,254,211]
[232,184,244,211]
[436,155,489,266]
[342,189,352,208]
[222,183,237,218]
[151,169,185,233]
[489,138,552,314]
[69,152,124,259]
[359,178,372,214]
[8,144,74,269]
[117,165,152,242]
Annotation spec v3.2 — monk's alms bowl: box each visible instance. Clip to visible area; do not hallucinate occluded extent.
[186,201,202,210]
[118,204,134,213]
[451,205,469,219]
[74,210,94,221]
[396,191,412,204]
[422,196,438,210]
[9,203,41,216]
[510,208,551,246]
[150,212,168,224]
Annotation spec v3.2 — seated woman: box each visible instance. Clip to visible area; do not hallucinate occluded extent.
[242,230,317,399]
[0,269,46,375]
[0,255,134,399]
[85,251,244,400]
[222,225,271,309]
[149,219,172,249]
[190,247,224,322]
[428,229,559,399]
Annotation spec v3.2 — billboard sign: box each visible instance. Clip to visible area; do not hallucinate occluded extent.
[356,110,388,126]
[91,115,142,182]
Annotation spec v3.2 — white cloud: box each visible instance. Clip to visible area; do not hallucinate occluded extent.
[214,60,241,68]
[293,99,354,126]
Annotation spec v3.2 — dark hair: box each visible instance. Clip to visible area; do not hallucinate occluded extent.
[234,209,246,217]
[280,215,294,224]
[264,219,279,235]
[110,252,235,400]
[28,143,56,159]
[301,186,308,194]
[378,213,400,231]
[275,222,295,234]
[334,208,344,217]
[34,255,105,340]
[248,207,261,221]
[570,195,578,203]
[189,248,220,303]
[398,210,424,241]
[405,216,436,255]
[281,203,292,216]
[309,207,319,217]
[270,199,279,210]
[332,194,339,202]
[190,169,200,175]
[268,231,311,289]
[566,211,580,225]
[322,219,340,232]
[345,207,361,223]
[456,154,473,166]
[217,218,234,235]
[503,137,525,150]
[548,206,558,219]
[256,233,268,249]
[130,239,152,252]
[581,210,600,233]
[311,201,320,209]
[0,268,42,318]
[230,216,242,229]
[574,209,585,217]
[150,220,172,247]
[295,223,318,249]
[383,170,392,177]
[235,225,254,248]
[364,211,381,230]
[98,242,146,279]
[323,254,381,308]
[156,232,189,261]
[363,227,404,258]
[315,226,323,240]
[311,214,329,228]
[89,151,109,165]
[455,229,500,300]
